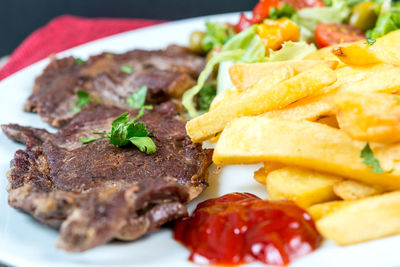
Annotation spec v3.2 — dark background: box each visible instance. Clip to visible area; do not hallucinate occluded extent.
[0,0,258,56]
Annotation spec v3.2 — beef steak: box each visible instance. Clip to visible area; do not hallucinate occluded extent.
[24,45,205,127]
[2,102,212,252]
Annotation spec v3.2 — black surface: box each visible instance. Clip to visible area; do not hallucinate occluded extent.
[1,0,257,56]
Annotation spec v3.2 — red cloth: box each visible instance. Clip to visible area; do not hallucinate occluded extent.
[0,15,165,80]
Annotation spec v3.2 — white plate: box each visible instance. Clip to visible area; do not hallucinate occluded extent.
[1,13,400,267]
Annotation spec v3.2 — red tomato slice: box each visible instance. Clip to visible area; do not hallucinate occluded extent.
[252,0,279,24]
[315,23,365,48]
[234,13,253,33]
[280,0,325,9]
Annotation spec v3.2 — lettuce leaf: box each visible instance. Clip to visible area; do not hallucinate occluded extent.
[202,21,235,52]
[268,41,317,62]
[293,0,351,42]
[367,0,400,39]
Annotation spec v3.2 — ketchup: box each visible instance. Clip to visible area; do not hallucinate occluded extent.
[174,193,321,266]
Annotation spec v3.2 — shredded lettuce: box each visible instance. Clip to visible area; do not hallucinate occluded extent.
[367,0,400,39]
[202,21,235,52]
[183,25,265,117]
[217,61,235,94]
[292,0,351,42]
[268,41,316,62]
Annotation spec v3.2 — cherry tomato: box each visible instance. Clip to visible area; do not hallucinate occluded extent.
[280,0,325,9]
[234,13,253,33]
[315,23,366,48]
[252,0,279,24]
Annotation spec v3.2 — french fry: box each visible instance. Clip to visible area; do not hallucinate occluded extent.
[338,67,400,94]
[333,30,400,66]
[209,87,241,111]
[213,117,400,190]
[316,191,400,245]
[332,43,382,65]
[266,167,341,208]
[229,60,338,91]
[307,200,351,221]
[333,180,385,200]
[187,65,337,143]
[335,92,400,143]
[253,162,285,185]
[263,93,335,121]
[254,167,267,185]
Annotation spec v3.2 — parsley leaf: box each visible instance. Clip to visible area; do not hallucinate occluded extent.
[79,136,103,143]
[361,142,383,174]
[197,83,217,111]
[72,90,100,113]
[269,4,296,20]
[75,58,85,65]
[81,112,156,154]
[129,136,156,154]
[120,65,133,74]
[366,38,376,46]
[127,86,148,109]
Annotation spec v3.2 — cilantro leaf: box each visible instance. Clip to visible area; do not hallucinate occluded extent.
[269,4,296,20]
[129,137,156,154]
[72,90,101,113]
[73,90,91,113]
[107,113,131,146]
[197,83,217,111]
[361,142,383,174]
[366,38,376,45]
[120,65,133,74]
[81,112,156,154]
[127,86,148,109]
[75,58,85,65]
[79,136,103,143]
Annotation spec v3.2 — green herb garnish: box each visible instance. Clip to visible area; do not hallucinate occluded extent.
[72,90,100,113]
[197,83,217,112]
[80,112,156,154]
[126,86,152,109]
[269,4,297,20]
[361,142,383,174]
[120,65,133,74]
[76,58,85,65]
[79,136,103,143]
[366,38,376,46]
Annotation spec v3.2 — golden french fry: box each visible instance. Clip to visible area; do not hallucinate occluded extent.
[187,65,337,143]
[266,167,341,208]
[263,93,335,121]
[333,30,400,66]
[332,44,382,65]
[317,191,400,245]
[253,162,285,185]
[338,67,400,94]
[213,117,400,190]
[336,92,400,143]
[333,180,386,200]
[229,60,338,91]
[307,200,351,221]
[209,87,241,111]
[254,167,267,185]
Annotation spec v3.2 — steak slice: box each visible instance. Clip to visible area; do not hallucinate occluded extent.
[2,102,212,252]
[25,45,205,127]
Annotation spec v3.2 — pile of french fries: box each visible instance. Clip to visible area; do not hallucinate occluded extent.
[186,29,400,246]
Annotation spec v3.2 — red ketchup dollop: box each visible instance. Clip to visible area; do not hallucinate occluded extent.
[174,193,321,266]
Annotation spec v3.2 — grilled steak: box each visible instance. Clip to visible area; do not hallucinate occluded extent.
[2,102,212,252]
[24,45,205,127]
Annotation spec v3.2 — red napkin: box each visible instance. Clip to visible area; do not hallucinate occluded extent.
[0,15,165,81]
